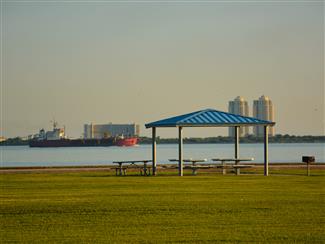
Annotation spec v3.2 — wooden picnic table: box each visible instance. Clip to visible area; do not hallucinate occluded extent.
[169,158,208,175]
[113,160,152,176]
[211,158,254,175]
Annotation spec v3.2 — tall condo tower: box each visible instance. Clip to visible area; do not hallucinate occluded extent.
[253,95,275,137]
[228,96,249,137]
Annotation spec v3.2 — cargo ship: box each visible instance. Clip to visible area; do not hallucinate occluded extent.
[29,122,138,147]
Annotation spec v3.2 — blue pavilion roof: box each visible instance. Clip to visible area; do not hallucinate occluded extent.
[145,109,275,128]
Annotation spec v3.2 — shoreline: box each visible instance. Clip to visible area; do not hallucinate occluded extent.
[1,141,325,147]
[1,163,324,174]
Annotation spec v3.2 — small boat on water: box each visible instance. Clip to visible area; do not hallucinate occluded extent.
[29,121,138,147]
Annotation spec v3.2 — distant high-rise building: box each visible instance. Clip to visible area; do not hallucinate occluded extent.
[253,95,275,137]
[228,96,249,137]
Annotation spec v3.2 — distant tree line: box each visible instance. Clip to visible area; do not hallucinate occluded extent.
[0,137,29,146]
[0,134,324,146]
[138,134,325,144]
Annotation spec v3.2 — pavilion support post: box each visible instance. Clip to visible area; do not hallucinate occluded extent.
[235,126,240,175]
[264,126,269,176]
[152,127,157,176]
[178,126,183,176]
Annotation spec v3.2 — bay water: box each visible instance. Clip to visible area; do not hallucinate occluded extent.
[1,143,324,167]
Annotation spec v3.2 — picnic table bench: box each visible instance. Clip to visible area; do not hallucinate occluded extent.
[212,158,254,175]
[169,158,208,175]
[113,160,152,176]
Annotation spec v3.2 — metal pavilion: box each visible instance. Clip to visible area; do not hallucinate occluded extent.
[145,109,275,176]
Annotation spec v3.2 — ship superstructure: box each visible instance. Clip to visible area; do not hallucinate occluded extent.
[36,121,66,141]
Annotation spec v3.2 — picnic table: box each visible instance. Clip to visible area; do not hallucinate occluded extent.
[211,158,254,175]
[113,160,152,176]
[169,158,208,175]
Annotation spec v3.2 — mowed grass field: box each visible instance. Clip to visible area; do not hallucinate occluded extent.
[0,169,324,243]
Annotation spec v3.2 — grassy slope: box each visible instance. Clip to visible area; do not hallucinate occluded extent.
[0,170,324,243]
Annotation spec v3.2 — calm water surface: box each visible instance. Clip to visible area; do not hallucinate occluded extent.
[1,143,324,167]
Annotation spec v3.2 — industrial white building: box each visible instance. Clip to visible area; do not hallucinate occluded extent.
[228,96,249,137]
[253,95,275,137]
[84,123,140,139]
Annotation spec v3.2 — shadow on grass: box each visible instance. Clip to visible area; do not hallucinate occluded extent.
[79,168,325,178]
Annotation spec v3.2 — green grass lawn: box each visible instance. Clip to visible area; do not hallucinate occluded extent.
[0,170,324,243]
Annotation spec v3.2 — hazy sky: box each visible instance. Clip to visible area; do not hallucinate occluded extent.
[1,0,324,138]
